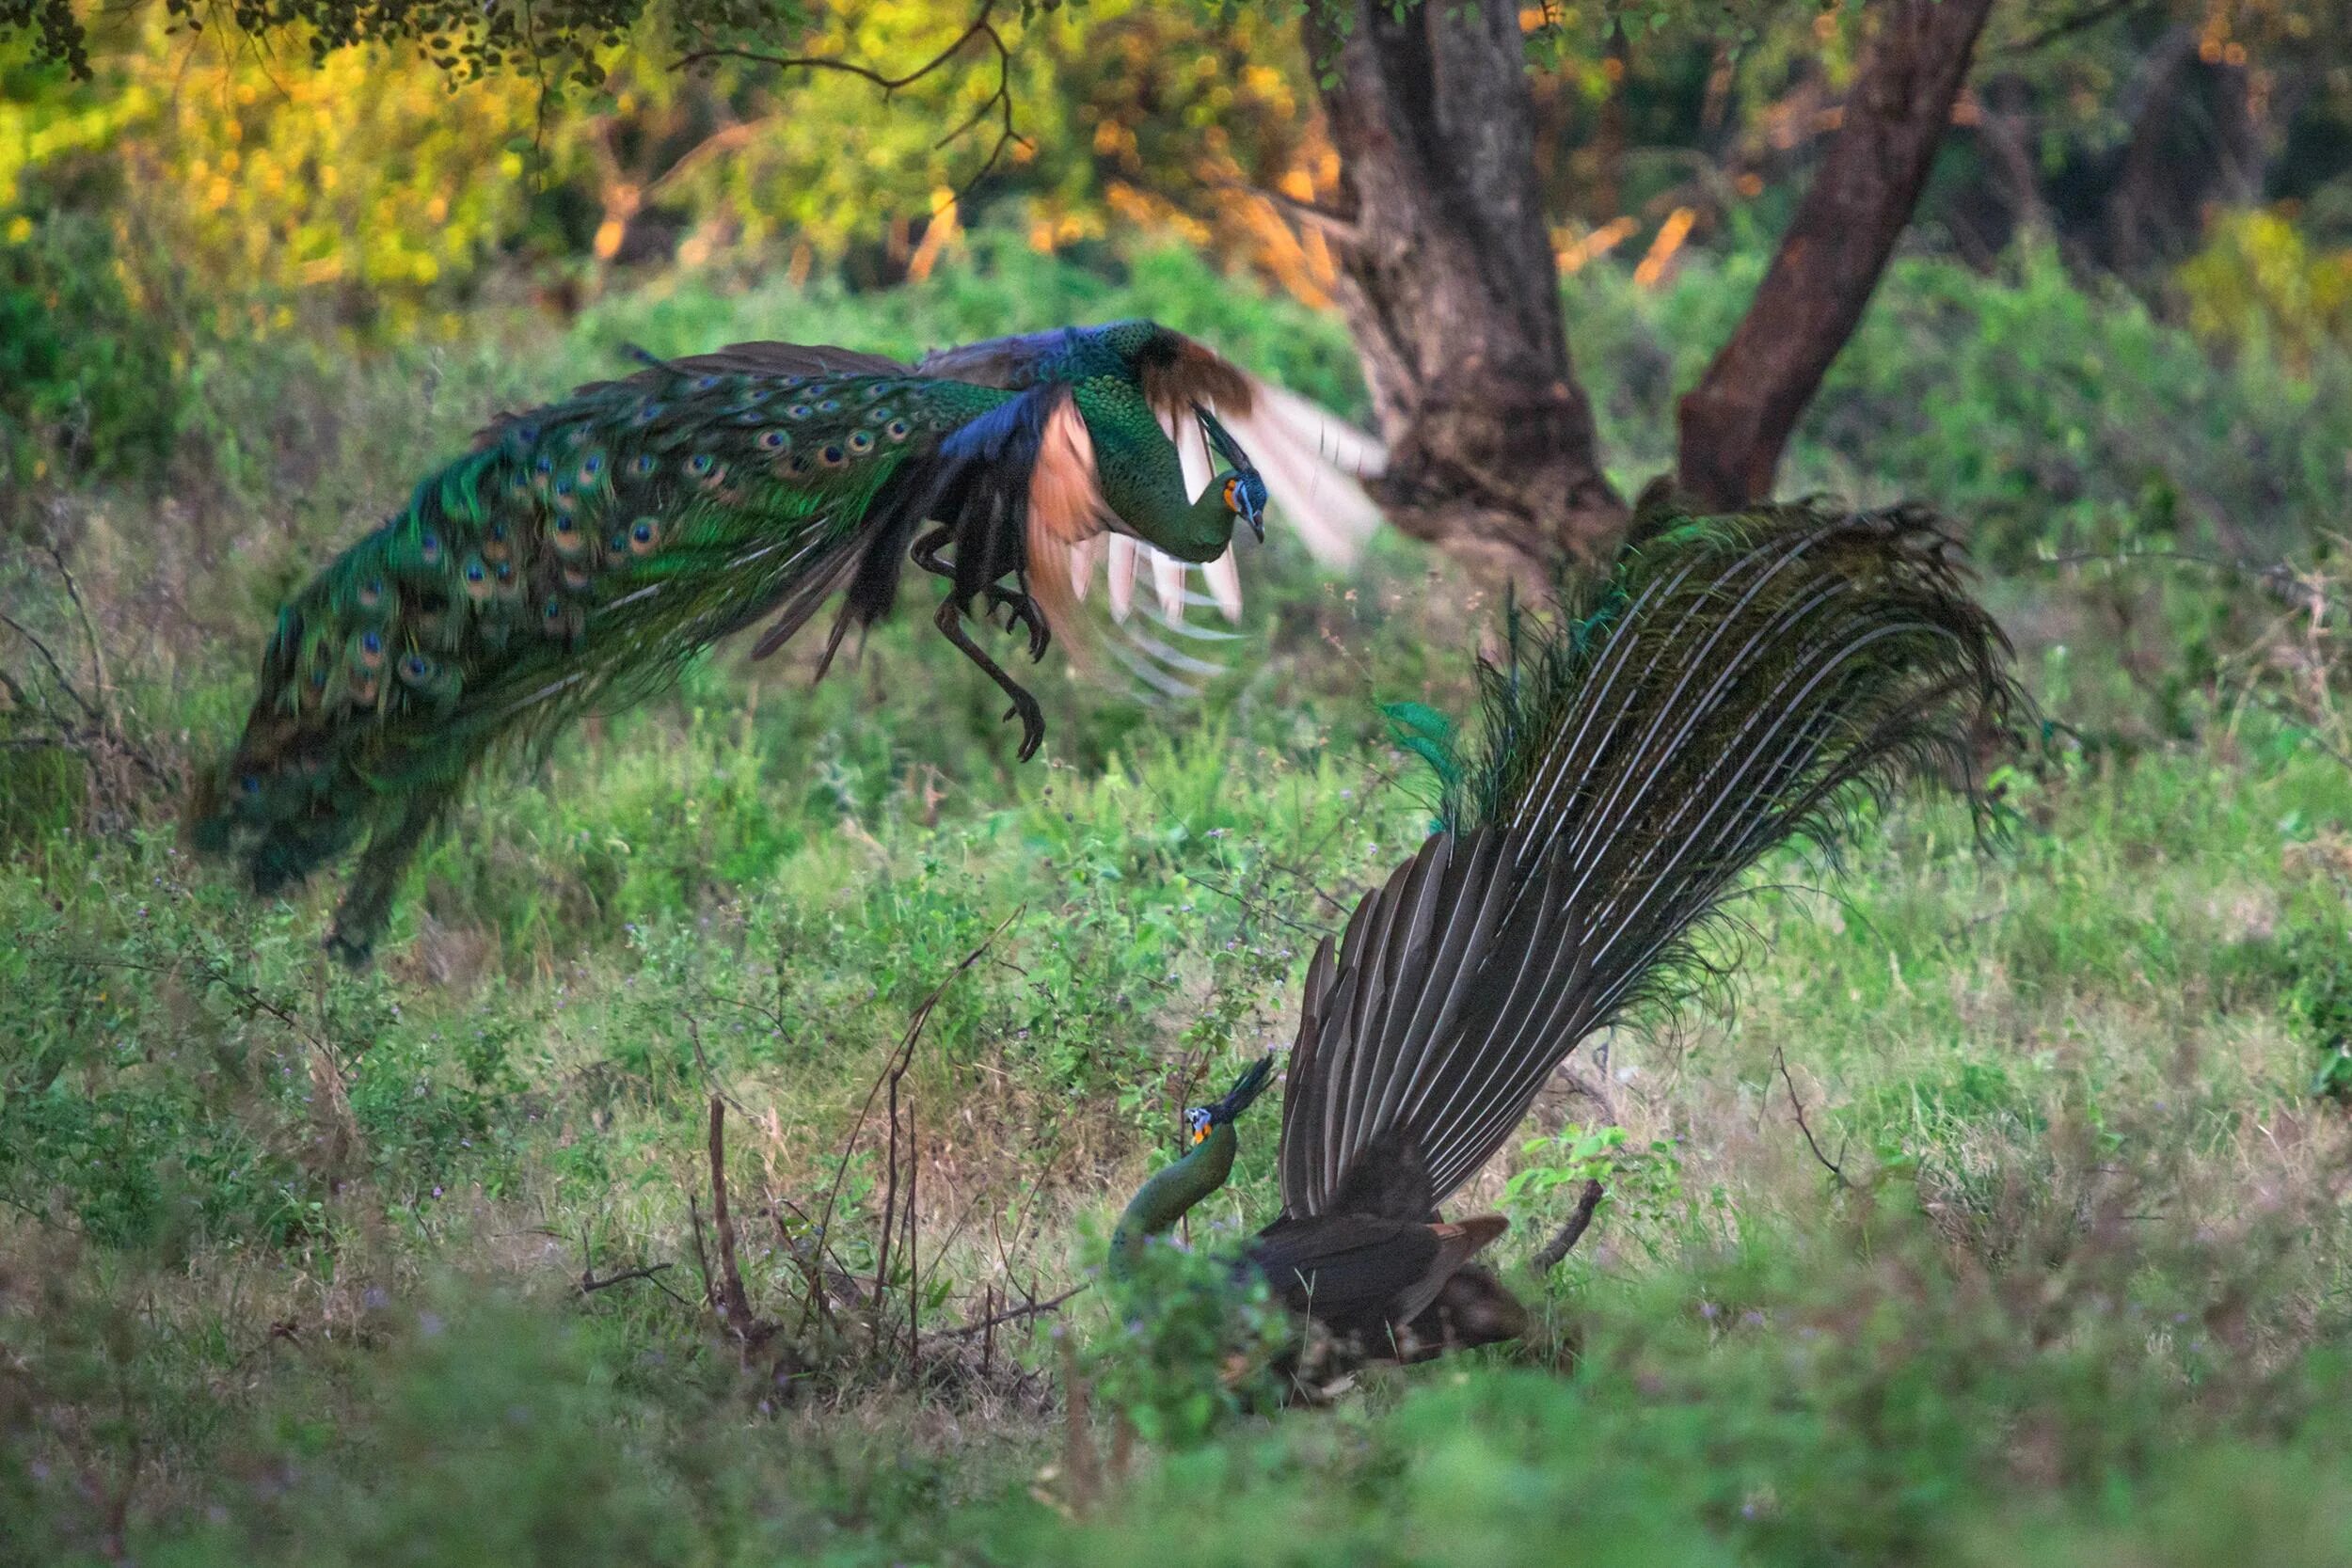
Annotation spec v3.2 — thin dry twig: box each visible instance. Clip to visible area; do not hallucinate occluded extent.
[1773,1045,1850,1188]
[797,908,1023,1338]
[937,1282,1089,1339]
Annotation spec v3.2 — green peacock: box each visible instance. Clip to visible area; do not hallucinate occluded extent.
[1111,499,2022,1372]
[190,322,1382,964]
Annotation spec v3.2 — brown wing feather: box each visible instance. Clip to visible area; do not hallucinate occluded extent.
[1021,396,1117,670]
[1139,338,1256,419]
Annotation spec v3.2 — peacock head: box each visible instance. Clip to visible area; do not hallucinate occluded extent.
[1184,1053,1278,1147]
[1199,405,1267,544]
[1219,471,1269,544]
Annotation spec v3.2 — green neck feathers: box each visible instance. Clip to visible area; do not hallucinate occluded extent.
[1109,1121,1240,1274]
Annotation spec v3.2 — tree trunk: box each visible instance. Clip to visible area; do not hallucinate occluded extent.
[1303,2,1625,578]
[1676,0,1998,510]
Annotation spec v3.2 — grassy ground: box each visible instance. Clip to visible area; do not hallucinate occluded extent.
[6,238,2352,1564]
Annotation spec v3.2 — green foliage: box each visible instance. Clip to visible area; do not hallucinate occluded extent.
[0,212,183,501]
[1087,1220,1288,1448]
[2274,923,2352,1101]
[1578,241,2352,566]
[8,214,2352,1560]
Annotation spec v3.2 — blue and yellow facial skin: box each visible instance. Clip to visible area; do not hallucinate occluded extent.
[1221,472,1268,543]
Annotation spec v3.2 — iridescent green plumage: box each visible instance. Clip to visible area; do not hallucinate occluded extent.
[190,323,1366,963]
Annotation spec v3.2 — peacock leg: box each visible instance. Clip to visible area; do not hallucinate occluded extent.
[911,526,956,581]
[912,528,1048,662]
[326,787,453,966]
[931,597,1046,762]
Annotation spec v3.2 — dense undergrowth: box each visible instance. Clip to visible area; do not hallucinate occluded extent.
[6,234,2352,1563]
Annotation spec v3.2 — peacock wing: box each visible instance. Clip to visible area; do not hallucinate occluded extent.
[1245,1213,1440,1338]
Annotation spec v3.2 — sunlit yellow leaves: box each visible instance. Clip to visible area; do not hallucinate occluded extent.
[2180,205,2352,374]
[3,0,1342,333]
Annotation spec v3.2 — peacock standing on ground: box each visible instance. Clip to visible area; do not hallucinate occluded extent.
[190,322,1382,964]
[1111,499,2021,1374]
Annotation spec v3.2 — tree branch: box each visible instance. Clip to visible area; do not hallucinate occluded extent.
[1996,0,2153,56]
[1533,1179,1606,1272]
[675,0,1024,211]
[1677,0,1999,507]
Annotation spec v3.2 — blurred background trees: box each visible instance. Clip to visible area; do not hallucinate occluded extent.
[3,0,2348,559]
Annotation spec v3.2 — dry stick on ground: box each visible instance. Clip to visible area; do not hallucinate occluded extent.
[938,1283,1090,1339]
[706,1096,759,1340]
[796,908,1024,1341]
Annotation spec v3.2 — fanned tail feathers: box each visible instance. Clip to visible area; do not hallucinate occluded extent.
[192,356,1020,962]
[1276,500,2021,1216]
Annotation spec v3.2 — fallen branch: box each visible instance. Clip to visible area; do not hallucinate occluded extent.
[580,1261,685,1299]
[936,1282,1089,1339]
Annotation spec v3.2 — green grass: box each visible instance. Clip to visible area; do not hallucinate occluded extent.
[7,235,2352,1564]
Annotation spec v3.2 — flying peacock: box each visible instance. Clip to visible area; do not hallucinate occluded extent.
[190,321,1382,964]
[1111,498,2022,1373]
